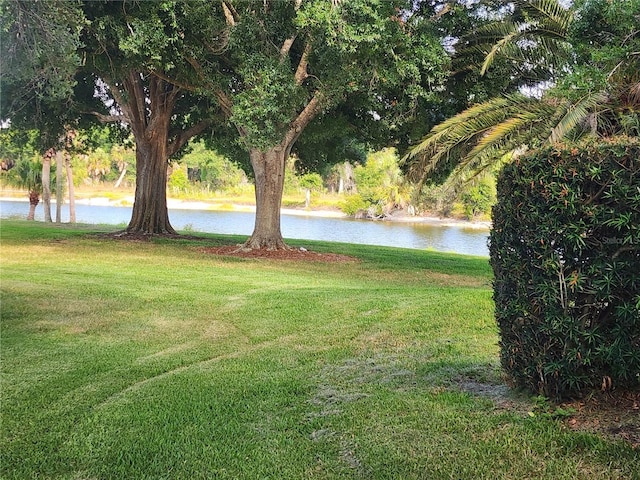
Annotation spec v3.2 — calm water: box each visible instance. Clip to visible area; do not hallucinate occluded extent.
[0,200,490,256]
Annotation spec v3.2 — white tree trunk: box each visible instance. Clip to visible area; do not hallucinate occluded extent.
[55,150,64,223]
[42,153,52,223]
[65,155,76,223]
[114,163,128,188]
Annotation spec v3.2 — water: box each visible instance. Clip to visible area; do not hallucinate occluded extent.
[0,199,490,256]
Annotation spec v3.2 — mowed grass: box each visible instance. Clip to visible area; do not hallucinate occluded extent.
[1,220,637,480]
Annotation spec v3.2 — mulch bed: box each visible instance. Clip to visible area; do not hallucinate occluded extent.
[98,232,358,262]
[199,245,358,263]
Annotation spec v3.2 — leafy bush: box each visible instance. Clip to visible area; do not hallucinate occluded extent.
[182,141,246,191]
[339,194,368,216]
[460,175,496,219]
[299,173,324,192]
[168,165,189,193]
[490,138,640,398]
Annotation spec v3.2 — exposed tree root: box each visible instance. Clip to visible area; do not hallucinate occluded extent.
[240,235,291,252]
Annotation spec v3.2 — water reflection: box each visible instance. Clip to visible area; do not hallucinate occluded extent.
[0,200,489,256]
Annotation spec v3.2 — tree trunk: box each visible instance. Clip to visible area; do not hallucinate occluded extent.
[27,190,39,220]
[55,149,64,223]
[41,153,52,222]
[244,147,288,250]
[65,154,76,223]
[240,96,323,250]
[126,137,175,235]
[103,73,209,236]
[114,162,128,188]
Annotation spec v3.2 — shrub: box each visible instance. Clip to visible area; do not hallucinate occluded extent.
[339,194,368,216]
[490,138,640,398]
[299,173,324,192]
[460,175,496,220]
[168,165,189,193]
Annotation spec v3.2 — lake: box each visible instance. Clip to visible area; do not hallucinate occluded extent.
[0,199,490,257]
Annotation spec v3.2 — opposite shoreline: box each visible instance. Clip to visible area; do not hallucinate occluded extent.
[0,195,491,230]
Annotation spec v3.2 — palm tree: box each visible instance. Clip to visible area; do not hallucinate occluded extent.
[405,0,639,192]
[4,156,42,220]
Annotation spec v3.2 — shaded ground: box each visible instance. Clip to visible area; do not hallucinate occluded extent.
[458,379,639,449]
[561,391,640,448]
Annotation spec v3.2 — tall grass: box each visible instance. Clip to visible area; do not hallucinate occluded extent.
[1,220,637,479]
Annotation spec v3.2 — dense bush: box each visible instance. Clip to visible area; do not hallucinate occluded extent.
[339,194,368,216]
[490,138,640,398]
[459,175,496,220]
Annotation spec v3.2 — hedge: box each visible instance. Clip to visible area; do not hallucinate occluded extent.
[489,137,640,398]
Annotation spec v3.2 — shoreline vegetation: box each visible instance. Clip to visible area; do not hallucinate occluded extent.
[0,188,491,230]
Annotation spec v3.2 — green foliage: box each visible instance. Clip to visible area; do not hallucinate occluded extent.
[84,148,111,184]
[339,194,368,216]
[1,0,85,145]
[168,165,189,193]
[357,149,408,206]
[406,0,640,197]
[230,56,304,151]
[556,0,640,136]
[490,138,640,398]
[181,141,245,191]
[337,149,412,216]
[299,172,323,192]
[1,153,42,193]
[460,175,496,219]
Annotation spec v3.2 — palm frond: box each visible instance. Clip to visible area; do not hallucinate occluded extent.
[480,31,522,76]
[520,0,573,34]
[479,0,571,75]
[549,92,608,142]
[466,107,550,160]
[403,94,547,186]
[404,89,605,192]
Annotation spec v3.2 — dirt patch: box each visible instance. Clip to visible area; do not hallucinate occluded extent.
[560,391,640,448]
[96,232,358,263]
[199,245,358,263]
[458,379,639,448]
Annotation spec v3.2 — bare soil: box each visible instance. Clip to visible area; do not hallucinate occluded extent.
[199,245,359,263]
[560,391,640,448]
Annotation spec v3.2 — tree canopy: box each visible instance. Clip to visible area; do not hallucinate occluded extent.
[166,0,450,248]
[405,0,640,192]
[1,0,85,149]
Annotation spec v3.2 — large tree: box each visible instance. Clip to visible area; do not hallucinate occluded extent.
[172,0,448,249]
[79,1,221,235]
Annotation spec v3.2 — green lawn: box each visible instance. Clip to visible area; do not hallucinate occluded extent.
[1,220,637,479]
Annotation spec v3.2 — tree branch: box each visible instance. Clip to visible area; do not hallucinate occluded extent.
[150,69,198,93]
[280,36,296,61]
[283,92,323,150]
[87,112,125,123]
[123,70,147,133]
[294,42,311,85]
[100,77,132,125]
[168,119,212,158]
[279,0,303,62]
[222,1,239,26]
[182,53,234,118]
[214,87,234,118]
